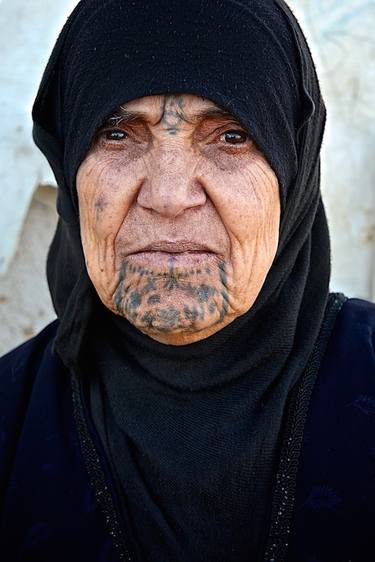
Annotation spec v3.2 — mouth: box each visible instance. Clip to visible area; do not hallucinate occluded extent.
[135,241,214,253]
[127,241,217,268]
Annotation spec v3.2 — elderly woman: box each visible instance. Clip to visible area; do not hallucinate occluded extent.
[1,0,374,561]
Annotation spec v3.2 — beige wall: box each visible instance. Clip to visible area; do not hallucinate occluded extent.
[0,0,374,356]
[288,0,375,300]
[0,188,57,356]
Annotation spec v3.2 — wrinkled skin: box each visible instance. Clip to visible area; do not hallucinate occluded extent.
[76,94,281,345]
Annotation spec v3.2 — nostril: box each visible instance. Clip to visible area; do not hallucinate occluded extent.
[191,180,207,203]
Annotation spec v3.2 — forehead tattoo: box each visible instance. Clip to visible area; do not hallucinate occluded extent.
[160,95,186,135]
[104,95,241,134]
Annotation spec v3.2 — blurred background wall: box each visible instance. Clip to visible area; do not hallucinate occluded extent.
[0,0,374,356]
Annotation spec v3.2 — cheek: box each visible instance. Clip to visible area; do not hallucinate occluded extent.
[77,155,141,243]
[76,154,146,305]
[201,157,280,248]
[228,169,280,272]
[199,155,280,308]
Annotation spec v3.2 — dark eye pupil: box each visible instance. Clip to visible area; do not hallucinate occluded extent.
[224,130,246,144]
[106,130,126,141]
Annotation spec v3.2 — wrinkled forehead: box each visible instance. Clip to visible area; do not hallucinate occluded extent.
[104,94,241,128]
[123,94,216,114]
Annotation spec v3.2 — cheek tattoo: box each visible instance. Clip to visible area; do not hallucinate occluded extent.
[113,259,230,333]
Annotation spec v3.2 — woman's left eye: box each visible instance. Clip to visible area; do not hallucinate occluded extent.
[104,130,128,141]
[220,130,248,145]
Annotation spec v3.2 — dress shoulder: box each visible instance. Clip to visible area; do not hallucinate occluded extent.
[0,320,61,502]
[325,297,375,374]
[287,298,375,562]
[337,296,375,331]
[0,320,59,377]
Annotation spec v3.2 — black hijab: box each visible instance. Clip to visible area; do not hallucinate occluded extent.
[32,0,330,558]
[32,0,329,368]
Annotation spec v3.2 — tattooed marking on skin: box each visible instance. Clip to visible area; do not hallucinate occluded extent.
[143,277,157,294]
[158,308,181,329]
[162,262,191,291]
[114,262,128,313]
[142,312,156,327]
[164,276,180,290]
[218,261,229,321]
[197,284,216,303]
[184,306,199,322]
[94,195,108,222]
[220,292,229,321]
[114,259,231,332]
[183,283,196,297]
[219,261,228,288]
[129,290,142,310]
[147,294,161,305]
[161,95,186,135]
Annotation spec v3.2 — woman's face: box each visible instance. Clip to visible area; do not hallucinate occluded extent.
[76,94,281,345]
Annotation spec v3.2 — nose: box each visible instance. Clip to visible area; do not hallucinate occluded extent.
[137,148,206,218]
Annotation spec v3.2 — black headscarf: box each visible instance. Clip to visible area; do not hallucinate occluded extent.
[32,0,330,558]
[32,0,329,368]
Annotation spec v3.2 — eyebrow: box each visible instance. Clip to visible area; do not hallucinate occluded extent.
[103,105,240,127]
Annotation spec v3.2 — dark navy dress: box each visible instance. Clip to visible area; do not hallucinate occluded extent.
[0,298,374,562]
